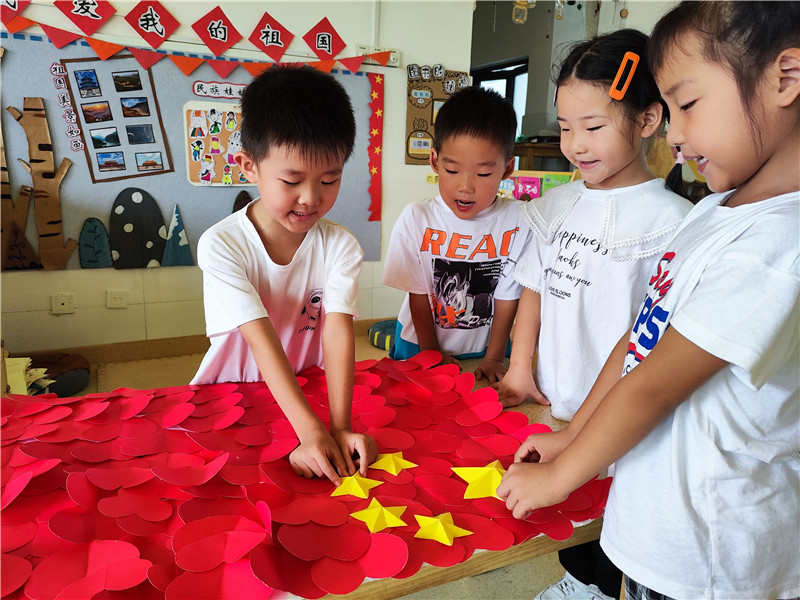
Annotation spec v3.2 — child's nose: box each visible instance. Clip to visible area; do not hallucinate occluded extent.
[457,173,475,193]
[298,184,321,206]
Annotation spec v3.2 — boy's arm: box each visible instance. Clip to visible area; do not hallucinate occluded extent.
[495,287,548,407]
[409,292,459,364]
[498,327,727,519]
[239,317,348,485]
[474,298,518,384]
[323,312,377,475]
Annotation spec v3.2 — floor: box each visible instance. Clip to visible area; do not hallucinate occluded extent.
[86,335,567,600]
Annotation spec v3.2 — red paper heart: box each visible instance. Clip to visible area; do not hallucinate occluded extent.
[164,560,276,599]
[278,521,370,561]
[172,515,266,572]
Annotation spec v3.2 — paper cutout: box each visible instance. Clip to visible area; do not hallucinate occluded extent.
[302,17,345,60]
[55,0,116,37]
[0,0,30,26]
[128,46,167,70]
[191,6,242,58]
[369,451,417,476]
[414,513,473,546]
[85,36,125,60]
[249,12,293,62]
[351,498,408,532]
[124,1,179,49]
[452,460,507,499]
[169,54,205,76]
[339,55,366,73]
[331,472,383,499]
[0,359,611,597]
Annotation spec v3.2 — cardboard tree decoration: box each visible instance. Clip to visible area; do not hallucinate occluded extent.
[6,97,76,270]
[1,129,41,270]
[78,217,112,269]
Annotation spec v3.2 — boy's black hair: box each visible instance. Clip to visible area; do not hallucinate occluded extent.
[647,2,800,130]
[553,29,663,132]
[432,86,517,159]
[239,65,356,164]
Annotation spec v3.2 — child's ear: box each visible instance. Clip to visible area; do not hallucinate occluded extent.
[234,151,259,184]
[776,47,800,108]
[429,148,440,174]
[502,156,516,179]
[640,102,663,138]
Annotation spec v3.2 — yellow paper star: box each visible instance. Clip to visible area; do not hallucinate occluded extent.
[414,513,472,546]
[369,452,418,476]
[375,109,383,118]
[370,166,378,175]
[370,128,379,137]
[452,460,507,500]
[371,90,379,100]
[375,75,383,85]
[331,472,382,499]
[351,498,407,532]
[373,146,382,155]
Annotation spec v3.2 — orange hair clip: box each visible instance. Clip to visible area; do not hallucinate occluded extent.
[609,51,640,101]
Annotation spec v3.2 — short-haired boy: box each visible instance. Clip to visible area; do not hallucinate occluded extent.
[382,87,531,383]
[191,66,376,485]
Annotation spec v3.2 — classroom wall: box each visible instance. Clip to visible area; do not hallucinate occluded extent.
[1,0,474,353]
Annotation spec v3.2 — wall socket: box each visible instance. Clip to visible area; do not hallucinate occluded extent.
[51,292,75,315]
[353,43,400,67]
[106,289,128,309]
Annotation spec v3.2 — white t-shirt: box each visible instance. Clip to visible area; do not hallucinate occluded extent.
[601,191,800,599]
[514,179,692,420]
[191,200,362,385]
[382,195,531,357]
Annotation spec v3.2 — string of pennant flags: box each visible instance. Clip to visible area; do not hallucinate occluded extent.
[0,0,394,76]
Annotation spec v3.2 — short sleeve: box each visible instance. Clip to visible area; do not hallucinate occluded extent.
[197,231,268,336]
[381,206,428,294]
[513,234,544,293]
[323,228,363,316]
[671,256,800,389]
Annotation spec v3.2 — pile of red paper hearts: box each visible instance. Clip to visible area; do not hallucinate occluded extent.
[1,351,611,599]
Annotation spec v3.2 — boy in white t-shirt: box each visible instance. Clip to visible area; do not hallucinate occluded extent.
[382,87,531,383]
[191,66,376,486]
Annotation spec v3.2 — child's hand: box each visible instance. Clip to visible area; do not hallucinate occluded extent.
[438,352,462,369]
[289,428,349,486]
[494,365,549,408]
[497,461,570,520]
[332,429,378,477]
[514,429,573,464]
[474,357,507,384]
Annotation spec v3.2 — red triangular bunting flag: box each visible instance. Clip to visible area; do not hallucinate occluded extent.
[39,23,83,49]
[85,36,125,60]
[338,55,366,73]
[206,59,239,79]
[369,51,392,67]
[308,59,335,73]
[128,46,166,70]
[5,15,35,34]
[169,54,205,76]
[1,0,30,26]
[241,62,272,77]
[55,0,116,37]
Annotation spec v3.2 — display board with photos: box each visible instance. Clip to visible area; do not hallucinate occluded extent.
[62,55,173,183]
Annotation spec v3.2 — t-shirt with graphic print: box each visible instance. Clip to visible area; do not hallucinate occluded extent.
[382,195,531,357]
[191,198,362,385]
[514,179,692,420]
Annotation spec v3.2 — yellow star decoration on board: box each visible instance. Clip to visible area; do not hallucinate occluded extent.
[369,452,418,476]
[331,472,383,499]
[370,128,379,137]
[452,460,507,500]
[351,498,407,533]
[375,109,383,117]
[371,90,379,100]
[370,166,378,175]
[374,146,382,155]
[414,513,473,546]
[375,75,382,84]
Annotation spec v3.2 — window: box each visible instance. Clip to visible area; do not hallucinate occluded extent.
[471,59,528,138]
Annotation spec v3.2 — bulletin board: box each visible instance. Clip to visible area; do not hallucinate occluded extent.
[0,32,380,269]
[404,63,469,165]
[183,101,244,186]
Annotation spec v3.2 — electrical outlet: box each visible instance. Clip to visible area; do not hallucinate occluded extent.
[387,50,400,67]
[106,289,128,309]
[355,43,369,56]
[51,292,75,315]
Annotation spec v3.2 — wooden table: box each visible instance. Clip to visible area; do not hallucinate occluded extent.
[328,361,602,600]
[513,142,566,170]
